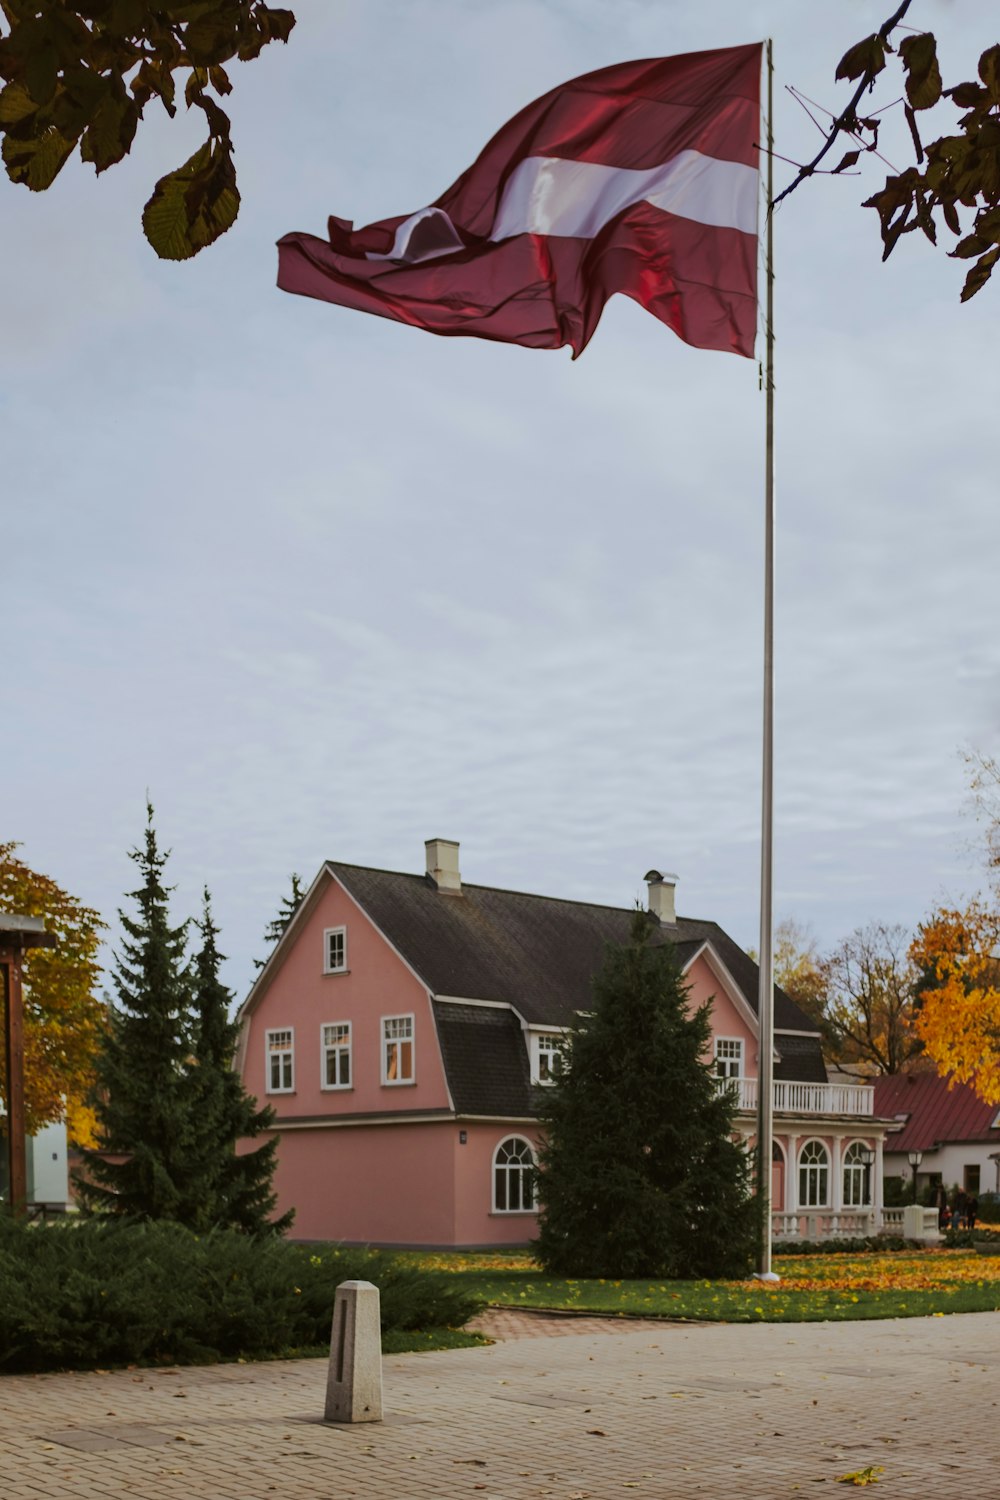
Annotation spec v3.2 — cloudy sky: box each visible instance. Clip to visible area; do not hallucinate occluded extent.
[5,0,997,999]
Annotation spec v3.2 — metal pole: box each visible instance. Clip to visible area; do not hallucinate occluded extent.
[2,949,28,1216]
[754,37,778,1282]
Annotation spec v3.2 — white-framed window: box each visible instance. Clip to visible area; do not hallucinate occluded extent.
[714,1037,744,1080]
[323,926,348,974]
[266,1028,294,1093]
[493,1136,536,1213]
[842,1140,872,1207]
[535,1032,566,1084]
[382,1014,414,1085]
[798,1139,830,1208]
[321,1022,352,1090]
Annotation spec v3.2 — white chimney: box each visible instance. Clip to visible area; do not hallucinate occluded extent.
[645,869,678,925]
[425,838,462,894]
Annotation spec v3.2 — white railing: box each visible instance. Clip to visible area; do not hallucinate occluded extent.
[718,1076,874,1116]
[773,1210,876,1240]
[881,1207,905,1230]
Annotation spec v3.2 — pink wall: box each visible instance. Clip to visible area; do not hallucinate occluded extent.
[271,1119,541,1247]
[241,872,451,1121]
[272,1122,457,1243]
[684,952,758,1074]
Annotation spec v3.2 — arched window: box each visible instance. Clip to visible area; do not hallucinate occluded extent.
[798,1140,830,1208]
[843,1141,872,1207]
[493,1136,536,1213]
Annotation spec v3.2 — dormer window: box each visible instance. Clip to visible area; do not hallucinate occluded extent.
[324,926,348,974]
[529,1030,567,1084]
[537,1033,565,1082]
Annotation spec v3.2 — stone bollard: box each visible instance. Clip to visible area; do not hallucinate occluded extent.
[324,1280,383,1424]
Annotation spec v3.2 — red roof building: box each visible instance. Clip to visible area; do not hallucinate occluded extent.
[874,1072,1000,1198]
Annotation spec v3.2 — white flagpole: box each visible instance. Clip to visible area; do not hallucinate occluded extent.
[754,37,779,1283]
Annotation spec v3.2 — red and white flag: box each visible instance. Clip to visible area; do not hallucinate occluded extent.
[277,44,762,358]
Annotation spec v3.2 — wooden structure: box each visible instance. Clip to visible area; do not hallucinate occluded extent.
[0,914,56,1214]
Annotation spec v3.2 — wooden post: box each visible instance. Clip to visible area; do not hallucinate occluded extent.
[0,916,56,1216]
[2,948,27,1215]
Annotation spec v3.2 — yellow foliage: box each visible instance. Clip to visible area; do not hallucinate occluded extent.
[0,842,106,1145]
[911,902,1000,1104]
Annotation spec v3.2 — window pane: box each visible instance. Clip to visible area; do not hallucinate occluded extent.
[339,1051,350,1086]
[399,1041,413,1080]
[495,1170,507,1211]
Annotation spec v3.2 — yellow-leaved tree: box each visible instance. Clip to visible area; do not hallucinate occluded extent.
[0,842,106,1146]
[910,901,1000,1104]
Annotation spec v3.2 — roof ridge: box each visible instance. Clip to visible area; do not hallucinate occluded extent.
[326,858,720,924]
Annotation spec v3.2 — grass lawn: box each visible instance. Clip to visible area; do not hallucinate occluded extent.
[404,1246,1000,1323]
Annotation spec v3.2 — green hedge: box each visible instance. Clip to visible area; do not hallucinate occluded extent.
[0,1217,482,1373]
[776,1235,909,1257]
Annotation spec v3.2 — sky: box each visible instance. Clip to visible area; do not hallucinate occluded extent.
[4,0,998,1001]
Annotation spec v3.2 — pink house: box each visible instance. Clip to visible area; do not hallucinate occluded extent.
[236,840,890,1247]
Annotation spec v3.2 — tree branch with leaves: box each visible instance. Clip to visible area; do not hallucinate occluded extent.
[0,1,295,258]
[910,902,1000,1104]
[778,4,1000,301]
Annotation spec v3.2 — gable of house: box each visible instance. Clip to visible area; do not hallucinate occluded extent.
[239,848,827,1122]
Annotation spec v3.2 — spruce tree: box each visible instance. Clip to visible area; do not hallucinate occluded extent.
[76,804,193,1219]
[535,911,757,1280]
[254,873,305,970]
[184,891,293,1234]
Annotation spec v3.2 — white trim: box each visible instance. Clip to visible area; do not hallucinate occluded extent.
[272,1112,539,1131]
[680,941,766,1042]
[841,1137,874,1209]
[237,865,330,1021]
[381,1012,416,1086]
[491,1134,537,1215]
[528,1027,570,1085]
[714,1035,744,1080]
[320,1019,352,1091]
[322,925,348,975]
[435,994,518,1011]
[797,1137,831,1210]
[265,1026,295,1094]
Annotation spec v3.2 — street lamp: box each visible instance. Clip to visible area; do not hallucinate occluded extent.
[907,1149,923,1204]
[859,1146,876,1208]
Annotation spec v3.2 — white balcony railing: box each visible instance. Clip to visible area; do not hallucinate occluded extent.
[717,1076,875,1117]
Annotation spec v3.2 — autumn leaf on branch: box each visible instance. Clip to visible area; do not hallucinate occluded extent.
[0,2,296,259]
[779,3,1000,301]
[910,902,1000,1104]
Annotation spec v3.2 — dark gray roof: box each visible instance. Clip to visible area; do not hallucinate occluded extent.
[330,862,820,1036]
[774,1032,828,1085]
[432,1003,533,1116]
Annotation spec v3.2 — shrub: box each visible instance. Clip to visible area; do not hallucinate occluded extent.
[0,1217,482,1374]
[775,1235,908,1257]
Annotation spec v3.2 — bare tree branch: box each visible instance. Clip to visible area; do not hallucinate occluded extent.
[772,0,914,209]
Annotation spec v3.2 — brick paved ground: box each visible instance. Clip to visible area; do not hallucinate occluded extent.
[3,1310,998,1500]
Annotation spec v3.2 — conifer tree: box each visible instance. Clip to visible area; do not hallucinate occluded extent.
[185,891,292,1234]
[535,912,757,1280]
[76,804,193,1219]
[254,873,305,970]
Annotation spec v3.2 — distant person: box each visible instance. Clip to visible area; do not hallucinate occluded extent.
[967,1194,979,1231]
[936,1185,948,1232]
[955,1189,968,1230]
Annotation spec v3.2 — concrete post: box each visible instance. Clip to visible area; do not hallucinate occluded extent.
[324,1280,383,1424]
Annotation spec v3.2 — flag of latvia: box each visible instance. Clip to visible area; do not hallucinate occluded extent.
[278,44,762,359]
